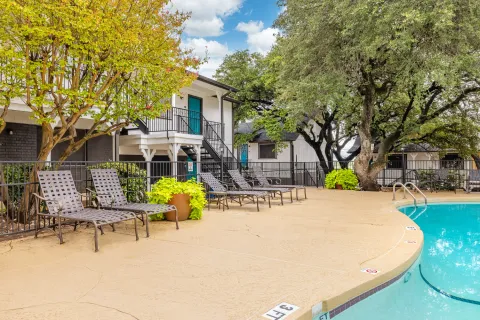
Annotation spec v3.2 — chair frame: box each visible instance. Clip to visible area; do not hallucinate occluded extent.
[89,169,179,237]
[227,169,293,205]
[199,172,270,212]
[35,170,139,252]
[252,167,307,200]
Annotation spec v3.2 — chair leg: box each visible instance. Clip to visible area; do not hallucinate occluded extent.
[100,226,105,235]
[94,225,99,252]
[58,217,64,245]
[145,212,150,237]
[34,213,39,239]
[111,223,116,232]
[133,215,139,241]
[296,188,299,200]
[268,195,271,208]
[225,195,229,209]
[175,208,179,230]
[290,190,293,203]
[256,196,259,211]
[304,188,307,199]
[74,222,78,231]
[207,194,211,211]
[280,192,284,205]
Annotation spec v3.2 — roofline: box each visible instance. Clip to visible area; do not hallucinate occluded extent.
[197,75,239,93]
[225,97,241,105]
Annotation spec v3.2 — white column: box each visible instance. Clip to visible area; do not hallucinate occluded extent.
[141,148,157,191]
[168,143,180,178]
[194,145,202,181]
[410,153,417,170]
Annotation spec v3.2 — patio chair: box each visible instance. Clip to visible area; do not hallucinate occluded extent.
[252,167,307,200]
[466,170,480,193]
[227,169,293,205]
[34,170,139,252]
[199,172,270,212]
[89,169,178,237]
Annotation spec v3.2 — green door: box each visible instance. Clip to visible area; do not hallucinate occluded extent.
[188,96,202,134]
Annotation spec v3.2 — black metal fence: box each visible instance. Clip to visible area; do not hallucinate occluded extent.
[0,160,320,237]
[2,158,475,237]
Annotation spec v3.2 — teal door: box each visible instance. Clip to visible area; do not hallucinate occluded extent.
[186,158,197,181]
[240,144,248,167]
[188,96,202,134]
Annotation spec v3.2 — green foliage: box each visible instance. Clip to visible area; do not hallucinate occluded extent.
[276,0,480,189]
[147,177,207,220]
[88,163,146,203]
[0,0,202,159]
[0,164,34,206]
[325,169,358,190]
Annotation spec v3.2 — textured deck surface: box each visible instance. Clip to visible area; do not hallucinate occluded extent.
[1,189,471,320]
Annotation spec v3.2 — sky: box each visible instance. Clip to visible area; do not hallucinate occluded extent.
[171,0,282,77]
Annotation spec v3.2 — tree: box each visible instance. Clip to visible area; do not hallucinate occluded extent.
[0,0,201,220]
[276,0,480,190]
[215,50,359,173]
[0,0,200,160]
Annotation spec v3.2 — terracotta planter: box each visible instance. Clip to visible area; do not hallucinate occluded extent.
[166,193,191,221]
[335,184,343,190]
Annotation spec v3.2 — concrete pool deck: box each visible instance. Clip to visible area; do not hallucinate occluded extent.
[0,189,477,320]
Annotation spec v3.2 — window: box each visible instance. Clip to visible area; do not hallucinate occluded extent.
[386,154,407,169]
[441,154,464,169]
[259,143,276,159]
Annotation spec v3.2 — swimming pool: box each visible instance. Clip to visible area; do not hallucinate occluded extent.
[333,203,480,320]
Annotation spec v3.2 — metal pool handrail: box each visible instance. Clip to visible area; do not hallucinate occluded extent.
[405,182,428,206]
[392,182,417,207]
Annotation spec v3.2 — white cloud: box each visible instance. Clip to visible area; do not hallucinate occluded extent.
[171,0,243,37]
[183,38,230,77]
[236,20,278,54]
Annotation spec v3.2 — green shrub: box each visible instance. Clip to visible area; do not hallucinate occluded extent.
[88,162,147,202]
[325,169,358,190]
[147,177,207,220]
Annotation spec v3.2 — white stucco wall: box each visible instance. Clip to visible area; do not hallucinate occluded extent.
[173,87,233,149]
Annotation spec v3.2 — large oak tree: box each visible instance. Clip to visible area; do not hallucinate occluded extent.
[276,0,480,190]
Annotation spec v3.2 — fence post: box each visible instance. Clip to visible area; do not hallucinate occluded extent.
[401,148,406,184]
[316,163,319,188]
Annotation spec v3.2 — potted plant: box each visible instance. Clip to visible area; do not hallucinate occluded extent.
[147,177,207,221]
[325,169,359,190]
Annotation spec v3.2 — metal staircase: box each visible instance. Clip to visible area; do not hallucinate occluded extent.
[131,107,239,181]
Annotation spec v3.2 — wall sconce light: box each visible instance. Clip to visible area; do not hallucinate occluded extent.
[6,129,13,135]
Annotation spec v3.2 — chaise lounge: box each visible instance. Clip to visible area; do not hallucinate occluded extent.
[34,170,139,252]
[199,172,271,211]
[228,169,293,205]
[89,169,179,237]
[252,167,307,200]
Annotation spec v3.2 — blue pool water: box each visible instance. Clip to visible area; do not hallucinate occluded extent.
[334,203,480,320]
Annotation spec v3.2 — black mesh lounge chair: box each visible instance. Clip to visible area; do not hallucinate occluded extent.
[228,170,293,205]
[89,169,178,237]
[467,170,480,193]
[34,171,139,252]
[252,167,307,200]
[199,172,270,212]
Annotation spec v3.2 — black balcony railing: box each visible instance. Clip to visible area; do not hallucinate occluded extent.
[144,107,223,136]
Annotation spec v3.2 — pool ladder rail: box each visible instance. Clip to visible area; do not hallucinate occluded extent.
[392,182,428,207]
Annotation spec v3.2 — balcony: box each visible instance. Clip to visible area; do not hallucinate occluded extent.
[140,107,223,137]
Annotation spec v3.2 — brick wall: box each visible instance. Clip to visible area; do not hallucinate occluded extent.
[87,135,113,162]
[0,123,38,161]
[0,123,113,162]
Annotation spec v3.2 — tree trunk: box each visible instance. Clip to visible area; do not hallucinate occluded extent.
[472,154,480,169]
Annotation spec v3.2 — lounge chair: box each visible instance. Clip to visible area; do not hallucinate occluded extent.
[228,170,293,205]
[432,169,456,193]
[199,172,270,212]
[34,170,139,252]
[252,167,307,200]
[89,169,178,237]
[466,170,480,193]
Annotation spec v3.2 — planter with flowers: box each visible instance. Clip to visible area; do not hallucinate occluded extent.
[325,169,359,190]
[147,177,207,221]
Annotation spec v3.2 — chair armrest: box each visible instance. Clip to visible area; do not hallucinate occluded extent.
[32,193,63,214]
[86,188,115,205]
